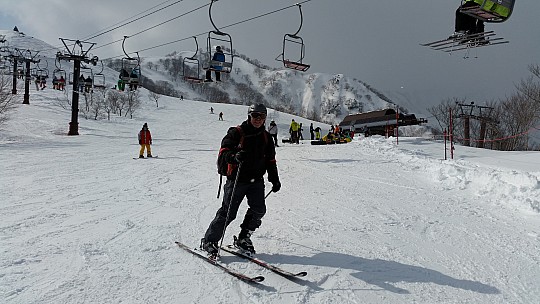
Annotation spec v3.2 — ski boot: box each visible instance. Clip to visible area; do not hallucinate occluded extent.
[200,238,219,259]
[448,31,465,40]
[234,230,255,255]
[139,155,144,158]
[147,154,153,158]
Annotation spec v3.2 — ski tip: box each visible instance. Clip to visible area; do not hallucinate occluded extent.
[296,271,308,277]
[254,276,265,282]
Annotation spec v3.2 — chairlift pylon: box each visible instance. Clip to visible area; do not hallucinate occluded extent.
[183,36,204,83]
[276,4,310,72]
[459,0,515,23]
[204,0,233,74]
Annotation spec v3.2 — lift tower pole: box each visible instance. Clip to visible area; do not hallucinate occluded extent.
[57,38,97,135]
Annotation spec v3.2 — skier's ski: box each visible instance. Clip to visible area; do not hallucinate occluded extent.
[443,40,509,52]
[133,156,158,159]
[175,241,265,284]
[421,31,494,48]
[433,36,504,51]
[222,245,307,279]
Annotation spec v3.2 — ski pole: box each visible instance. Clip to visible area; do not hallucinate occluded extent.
[264,190,273,199]
[217,162,242,255]
[216,174,223,199]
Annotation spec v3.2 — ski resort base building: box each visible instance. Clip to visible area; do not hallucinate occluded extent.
[339,109,427,137]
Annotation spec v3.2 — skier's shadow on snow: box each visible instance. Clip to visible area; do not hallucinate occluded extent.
[256,252,500,295]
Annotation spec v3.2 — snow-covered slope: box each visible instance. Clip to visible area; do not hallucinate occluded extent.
[1,29,539,304]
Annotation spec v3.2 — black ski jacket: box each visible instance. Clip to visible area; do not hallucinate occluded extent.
[218,120,279,183]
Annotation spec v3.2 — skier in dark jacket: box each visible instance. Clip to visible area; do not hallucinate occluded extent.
[201,104,281,257]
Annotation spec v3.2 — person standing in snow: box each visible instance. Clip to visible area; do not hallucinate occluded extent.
[138,123,153,158]
[309,123,315,140]
[268,120,279,147]
[314,126,321,140]
[289,119,300,144]
[201,104,281,256]
[219,112,224,121]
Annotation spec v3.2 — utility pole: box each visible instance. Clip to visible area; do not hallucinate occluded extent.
[56,38,97,136]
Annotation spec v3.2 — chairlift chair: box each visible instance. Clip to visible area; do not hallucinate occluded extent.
[275,4,310,72]
[204,0,234,74]
[79,63,95,91]
[120,36,141,88]
[183,36,204,83]
[35,59,49,79]
[37,68,49,79]
[93,60,106,89]
[68,72,74,85]
[459,0,515,23]
[52,56,67,88]
[0,56,11,75]
[53,57,66,79]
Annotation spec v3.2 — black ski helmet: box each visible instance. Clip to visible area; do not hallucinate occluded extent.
[248,103,267,115]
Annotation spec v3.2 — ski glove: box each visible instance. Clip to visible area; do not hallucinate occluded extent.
[234,150,248,163]
[272,180,281,192]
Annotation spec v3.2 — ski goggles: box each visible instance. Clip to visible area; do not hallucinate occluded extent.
[250,112,266,120]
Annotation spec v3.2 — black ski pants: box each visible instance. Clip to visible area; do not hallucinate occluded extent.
[204,179,266,243]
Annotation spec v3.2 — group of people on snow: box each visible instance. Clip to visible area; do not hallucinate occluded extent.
[287,119,325,144]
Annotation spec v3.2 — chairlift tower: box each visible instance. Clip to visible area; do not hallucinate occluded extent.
[6,48,40,103]
[56,38,98,135]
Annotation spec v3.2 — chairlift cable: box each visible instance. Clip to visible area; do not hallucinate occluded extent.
[26,0,186,55]
[82,0,181,41]
[93,3,210,52]
[100,0,315,59]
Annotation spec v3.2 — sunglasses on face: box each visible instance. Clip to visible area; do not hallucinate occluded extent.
[250,113,266,120]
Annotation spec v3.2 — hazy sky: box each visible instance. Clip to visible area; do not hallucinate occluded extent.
[1,0,538,113]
